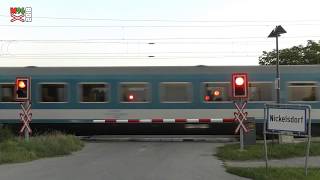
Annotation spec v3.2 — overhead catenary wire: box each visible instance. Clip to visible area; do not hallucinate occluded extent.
[0,41,274,45]
[0,55,259,59]
[1,36,320,41]
[1,15,318,66]
[2,14,320,23]
[2,24,320,28]
[0,51,261,55]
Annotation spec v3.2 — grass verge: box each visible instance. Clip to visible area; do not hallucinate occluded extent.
[216,142,320,161]
[226,167,320,180]
[0,132,84,164]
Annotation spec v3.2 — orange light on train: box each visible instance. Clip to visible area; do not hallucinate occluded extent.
[128,94,134,100]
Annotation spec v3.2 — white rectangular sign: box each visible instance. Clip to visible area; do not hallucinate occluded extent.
[267,108,306,132]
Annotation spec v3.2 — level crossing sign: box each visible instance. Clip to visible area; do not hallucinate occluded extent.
[19,100,32,134]
[234,101,248,134]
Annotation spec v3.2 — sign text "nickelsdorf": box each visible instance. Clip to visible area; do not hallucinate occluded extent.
[267,108,306,132]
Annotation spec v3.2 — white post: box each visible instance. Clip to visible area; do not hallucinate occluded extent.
[24,101,29,141]
[21,100,31,142]
[240,128,244,151]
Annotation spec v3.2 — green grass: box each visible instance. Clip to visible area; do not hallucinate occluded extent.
[0,132,84,164]
[216,142,320,161]
[226,167,320,180]
[0,127,15,142]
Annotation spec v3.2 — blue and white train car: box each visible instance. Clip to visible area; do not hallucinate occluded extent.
[0,66,319,135]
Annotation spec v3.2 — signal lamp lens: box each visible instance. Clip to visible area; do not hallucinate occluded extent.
[235,77,244,86]
[18,81,26,89]
[128,94,134,100]
[204,95,210,101]
[213,90,220,96]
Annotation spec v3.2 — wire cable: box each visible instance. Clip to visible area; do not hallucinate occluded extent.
[2,24,320,28]
[1,36,320,41]
[2,14,320,23]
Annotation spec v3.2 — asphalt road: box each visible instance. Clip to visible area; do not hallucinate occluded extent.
[0,142,248,180]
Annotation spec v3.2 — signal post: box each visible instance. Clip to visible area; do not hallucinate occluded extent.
[231,73,249,150]
[15,77,32,141]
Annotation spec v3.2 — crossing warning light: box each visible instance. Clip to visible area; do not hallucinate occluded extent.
[213,90,220,96]
[15,77,31,101]
[232,73,248,98]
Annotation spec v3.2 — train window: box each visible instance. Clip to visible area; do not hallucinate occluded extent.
[120,83,150,102]
[80,83,109,102]
[203,82,230,102]
[160,82,192,102]
[0,84,15,102]
[249,82,273,101]
[288,82,318,101]
[40,84,67,102]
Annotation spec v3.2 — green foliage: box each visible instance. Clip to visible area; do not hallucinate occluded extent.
[216,142,320,161]
[0,127,15,142]
[259,40,320,65]
[0,132,84,164]
[227,167,320,180]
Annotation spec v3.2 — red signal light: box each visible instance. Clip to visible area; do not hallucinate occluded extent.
[231,73,248,99]
[235,77,244,86]
[213,90,220,96]
[18,80,26,89]
[204,95,210,101]
[15,77,31,101]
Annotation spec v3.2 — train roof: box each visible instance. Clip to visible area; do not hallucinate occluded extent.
[0,65,319,75]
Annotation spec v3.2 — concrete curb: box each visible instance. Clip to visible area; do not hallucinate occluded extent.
[224,156,320,167]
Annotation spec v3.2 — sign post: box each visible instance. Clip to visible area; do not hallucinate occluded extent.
[19,100,32,141]
[15,77,32,141]
[234,101,249,150]
[264,104,311,176]
[231,73,249,150]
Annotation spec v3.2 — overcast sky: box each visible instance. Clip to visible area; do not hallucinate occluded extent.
[1,0,320,67]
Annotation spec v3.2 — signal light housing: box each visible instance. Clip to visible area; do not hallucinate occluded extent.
[231,73,248,99]
[15,77,31,101]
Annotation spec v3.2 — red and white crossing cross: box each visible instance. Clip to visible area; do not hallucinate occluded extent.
[234,101,249,134]
[19,101,32,134]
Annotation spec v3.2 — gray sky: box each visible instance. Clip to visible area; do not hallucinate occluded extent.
[1,0,320,66]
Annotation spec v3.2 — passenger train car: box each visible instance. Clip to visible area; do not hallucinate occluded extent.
[0,66,319,135]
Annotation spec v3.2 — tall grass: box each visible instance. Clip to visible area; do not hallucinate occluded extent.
[216,142,320,161]
[0,131,84,164]
[0,127,15,142]
[227,167,320,180]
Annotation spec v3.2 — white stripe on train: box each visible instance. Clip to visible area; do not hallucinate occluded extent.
[92,118,235,123]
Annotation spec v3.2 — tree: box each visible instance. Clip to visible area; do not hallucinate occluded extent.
[259,40,320,65]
